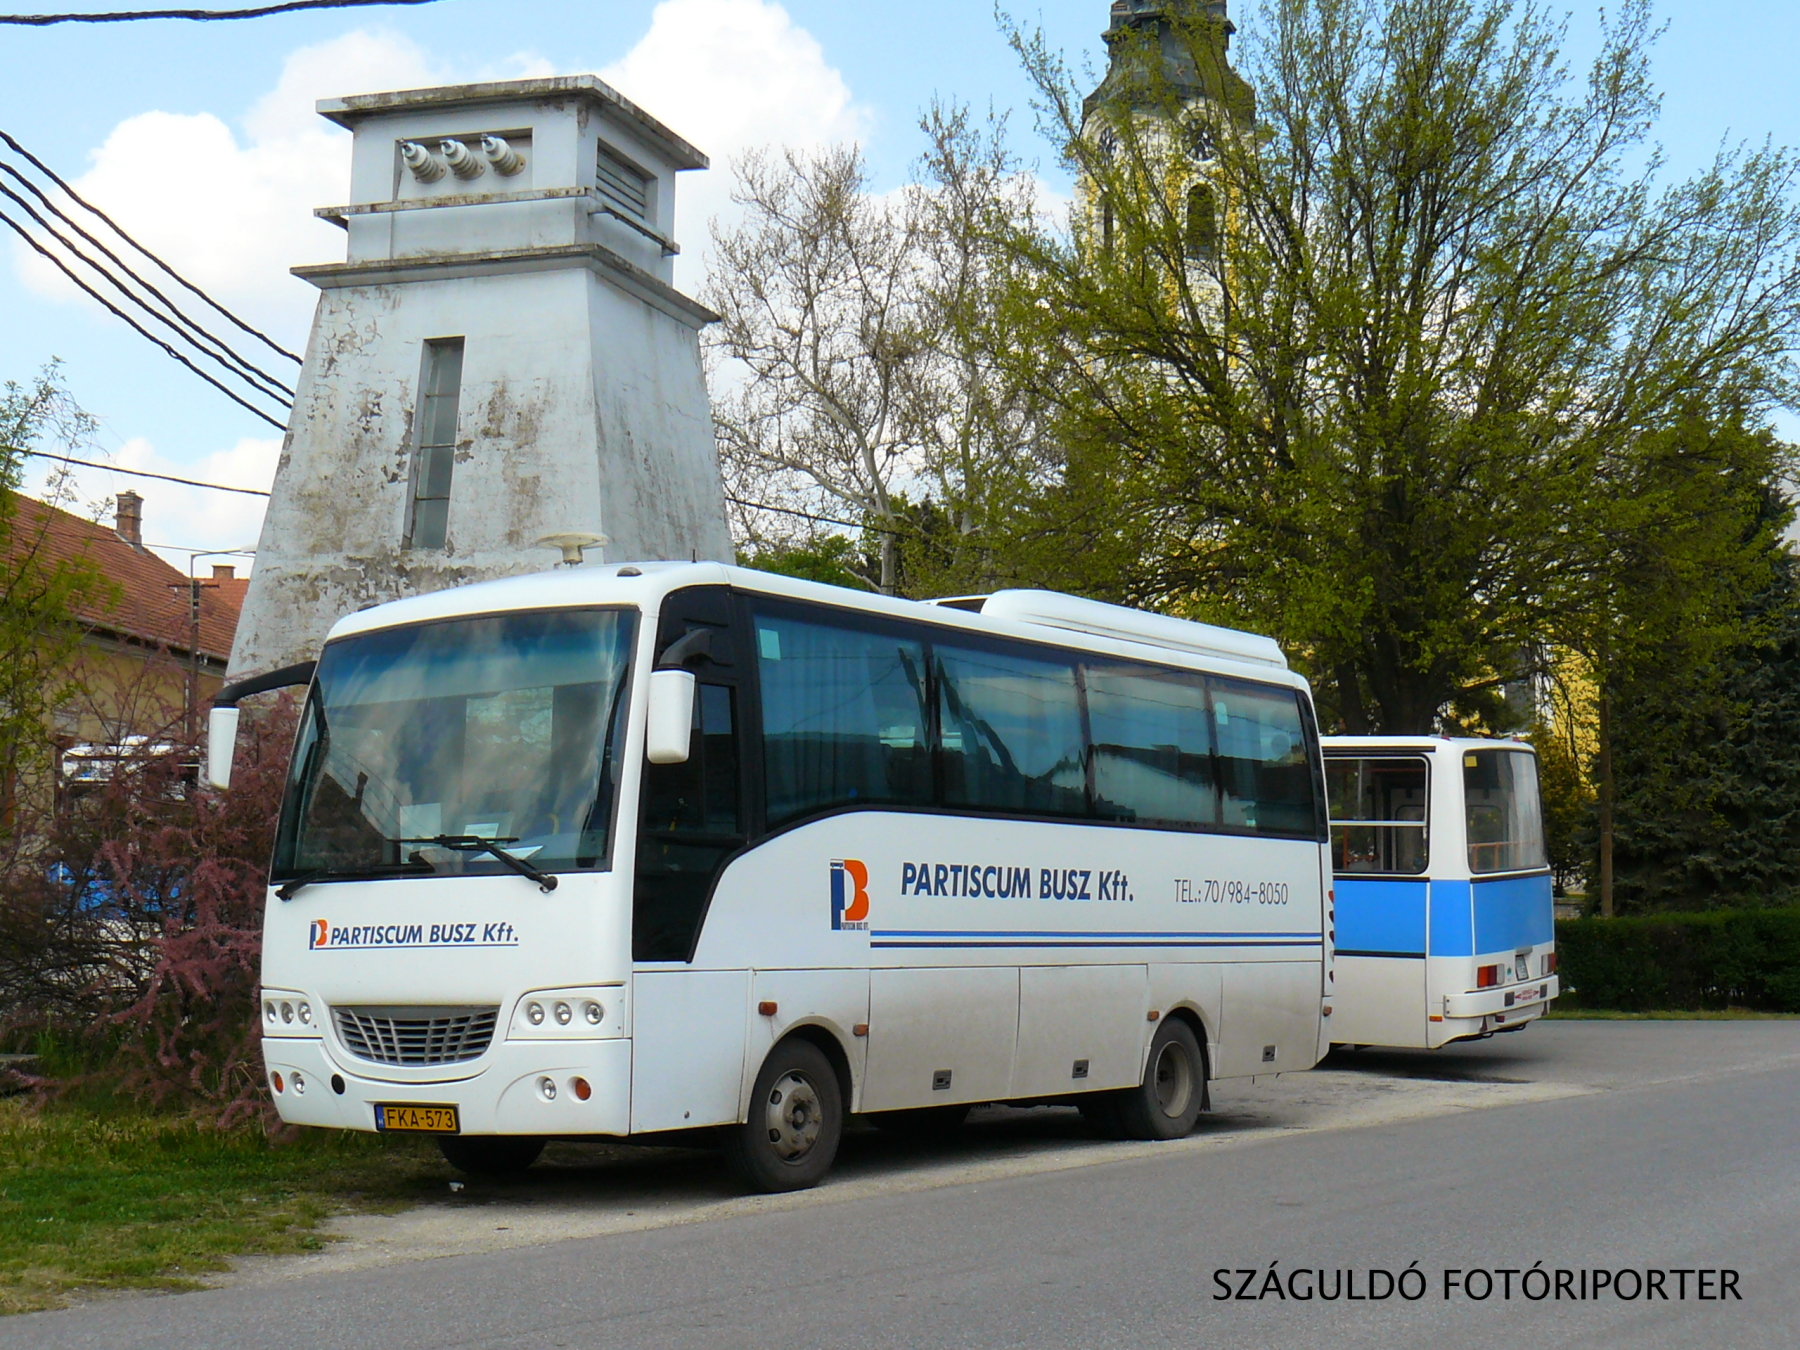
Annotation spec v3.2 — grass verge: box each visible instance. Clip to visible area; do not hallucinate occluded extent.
[0,1098,448,1315]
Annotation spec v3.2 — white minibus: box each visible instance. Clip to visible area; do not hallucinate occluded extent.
[216,564,1335,1191]
[1322,736,1558,1049]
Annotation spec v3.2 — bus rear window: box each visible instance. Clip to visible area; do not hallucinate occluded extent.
[1463,749,1546,873]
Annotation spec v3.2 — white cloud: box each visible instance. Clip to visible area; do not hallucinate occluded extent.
[10,30,546,350]
[599,0,873,289]
[23,435,278,573]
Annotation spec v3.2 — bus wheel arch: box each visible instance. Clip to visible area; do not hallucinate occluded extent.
[724,1031,847,1193]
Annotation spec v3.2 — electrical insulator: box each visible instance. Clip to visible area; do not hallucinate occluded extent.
[480,134,525,176]
[399,140,446,183]
[441,139,486,180]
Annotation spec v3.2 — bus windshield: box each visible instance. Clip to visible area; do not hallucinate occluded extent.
[272,609,637,884]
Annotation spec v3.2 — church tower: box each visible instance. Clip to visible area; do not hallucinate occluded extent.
[1080,1,1255,269]
[228,76,733,678]
[1084,0,1254,126]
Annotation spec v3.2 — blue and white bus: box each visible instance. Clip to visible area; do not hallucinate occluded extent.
[214,565,1335,1191]
[1322,737,1557,1049]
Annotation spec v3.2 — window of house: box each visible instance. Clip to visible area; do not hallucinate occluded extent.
[405,337,465,551]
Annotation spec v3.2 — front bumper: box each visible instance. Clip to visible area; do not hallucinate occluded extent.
[261,1036,632,1136]
[1444,975,1560,1020]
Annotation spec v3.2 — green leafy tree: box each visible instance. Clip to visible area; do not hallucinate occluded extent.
[1604,519,1800,914]
[998,0,1800,734]
[0,364,110,823]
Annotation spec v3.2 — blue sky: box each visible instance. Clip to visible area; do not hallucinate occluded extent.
[2,0,1797,566]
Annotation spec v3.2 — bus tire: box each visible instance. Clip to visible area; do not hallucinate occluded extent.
[1115,1018,1205,1141]
[725,1037,843,1193]
[866,1104,971,1138]
[437,1135,545,1178]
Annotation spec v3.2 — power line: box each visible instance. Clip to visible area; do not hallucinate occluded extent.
[725,494,865,531]
[0,129,299,366]
[0,205,290,431]
[0,175,295,407]
[0,160,295,398]
[2,0,441,25]
[6,445,273,496]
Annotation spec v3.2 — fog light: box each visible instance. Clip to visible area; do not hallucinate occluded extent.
[584,1001,602,1025]
[527,1002,545,1025]
[554,1001,572,1026]
[281,1001,294,1024]
[297,1002,312,1025]
[292,1072,306,1095]
[571,1076,592,1101]
[264,1001,277,1023]
[270,1071,284,1093]
[538,1076,557,1101]
[330,1074,345,1095]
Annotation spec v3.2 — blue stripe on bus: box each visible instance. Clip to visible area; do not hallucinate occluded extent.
[1472,873,1555,951]
[870,939,1322,949]
[870,930,1322,940]
[1429,881,1474,956]
[1333,878,1427,957]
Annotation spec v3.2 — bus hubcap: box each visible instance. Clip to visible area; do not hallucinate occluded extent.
[764,1071,822,1160]
[1153,1042,1193,1118]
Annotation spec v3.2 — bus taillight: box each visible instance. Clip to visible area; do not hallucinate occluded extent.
[1476,965,1500,989]
[1544,952,1558,976]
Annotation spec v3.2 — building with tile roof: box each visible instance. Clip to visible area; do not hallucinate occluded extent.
[1,487,247,817]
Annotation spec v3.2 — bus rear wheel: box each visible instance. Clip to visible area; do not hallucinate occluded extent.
[437,1135,545,1178]
[724,1038,843,1193]
[1115,1019,1206,1141]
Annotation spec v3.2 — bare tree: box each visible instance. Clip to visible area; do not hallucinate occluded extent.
[704,114,1054,596]
[705,145,927,594]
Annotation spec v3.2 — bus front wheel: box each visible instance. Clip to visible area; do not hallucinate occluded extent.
[1115,1019,1206,1141]
[437,1135,545,1178]
[724,1038,844,1193]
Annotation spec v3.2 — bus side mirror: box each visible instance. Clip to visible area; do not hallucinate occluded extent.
[206,705,240,790]
[645,669,695,765]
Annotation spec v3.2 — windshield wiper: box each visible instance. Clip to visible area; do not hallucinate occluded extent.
[408,835,559,893]
[275,857,436,901]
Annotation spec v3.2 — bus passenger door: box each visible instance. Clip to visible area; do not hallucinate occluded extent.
[634,587,746,963]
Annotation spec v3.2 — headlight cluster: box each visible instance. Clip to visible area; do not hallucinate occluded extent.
[261,988,319,1036]
[509,987,619,1040]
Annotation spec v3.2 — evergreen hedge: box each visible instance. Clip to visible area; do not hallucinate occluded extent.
[1555,909,1800,1011]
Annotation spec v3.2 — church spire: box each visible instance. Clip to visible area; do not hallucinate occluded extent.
[1083,0,1254,125]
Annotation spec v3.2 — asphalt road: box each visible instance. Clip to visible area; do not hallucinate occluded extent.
[7,1020,1798,1349]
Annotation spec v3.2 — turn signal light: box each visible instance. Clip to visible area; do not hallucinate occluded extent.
[1476,965,1500,989]
[1545,952,1558,975]
[270,1071,284,1094]
[571,1076,592,1101]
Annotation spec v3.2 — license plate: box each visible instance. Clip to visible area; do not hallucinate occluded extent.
[373,1103,460,1133]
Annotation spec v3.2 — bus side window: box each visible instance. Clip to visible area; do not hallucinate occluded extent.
[936,644,1086,818]
[1083,662,1218,826]
[755,612,931,825]
[1211,677,1316,836]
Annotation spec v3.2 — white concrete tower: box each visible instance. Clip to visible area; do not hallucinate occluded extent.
[228,76,733,677]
